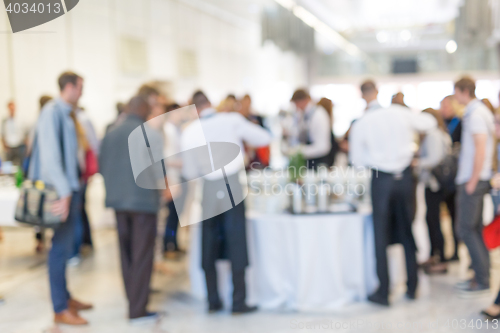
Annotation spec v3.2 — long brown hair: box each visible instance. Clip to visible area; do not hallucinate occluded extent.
[317,97,333,120]
[422,108,447,132]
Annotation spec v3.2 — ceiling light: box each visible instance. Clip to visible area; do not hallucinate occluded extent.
[376,31,389,43]
[293,6,320,28]
[274,0,295,10]
[400,30,411,41]
[446,40,457,54]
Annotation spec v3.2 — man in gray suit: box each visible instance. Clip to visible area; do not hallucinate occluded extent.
[100,95,168,324]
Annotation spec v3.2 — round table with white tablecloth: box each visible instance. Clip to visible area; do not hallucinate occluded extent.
[0,187,20,227]
[189,211,412,312]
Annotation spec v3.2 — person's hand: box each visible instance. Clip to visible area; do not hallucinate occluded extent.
[465,179,478,195]
[163,188,173,202]
[411,158,419,168]
[52,196,71,222]
[283,145,301,157]
[492,173,500,190]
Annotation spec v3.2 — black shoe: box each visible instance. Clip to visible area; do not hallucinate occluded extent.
[481,310,500,320]
[423,263,448,275]
[458,283,490,299]
[208,302,223,313]
[129,312,159,326]
[232,304,258,314]
[367,293,389,306]
[406,291,416,300]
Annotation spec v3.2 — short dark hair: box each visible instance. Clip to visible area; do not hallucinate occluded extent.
[166,103,181,112]
[137,84,160,98]
[227,94,236,100]
[192,90,210,109]
[58,71,82,91]
[291,89,310,102]
[39,95,53,109]
[116,102,125,115]
[454,77,476,98]
[360,80,377,95]
[128,95,150,119]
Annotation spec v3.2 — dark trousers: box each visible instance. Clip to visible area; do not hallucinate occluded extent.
[115,212,157,319]
[81,184,93,247]
[205,267,246,308]
[6,144,26,166]
[163,200,179,252]
[425,188,458,261]
[456,182,491,287]
[371,168,418,300]
[48,191,80,313]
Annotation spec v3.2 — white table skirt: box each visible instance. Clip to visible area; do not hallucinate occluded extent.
[0,188,20,227]
[188,212,414,311]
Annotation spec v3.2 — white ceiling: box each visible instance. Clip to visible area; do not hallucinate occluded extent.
[197,0,269,22]
[299,0,463,32]
[197,0,464,32]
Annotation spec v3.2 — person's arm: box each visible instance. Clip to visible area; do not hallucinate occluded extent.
[236,114,272,147]
[348,120,367,168]
[37,109,72,220]
[179,126,200,181]
[465,111,491,194]
[418,131,445,169]
[466,133,487,194]
[300,108,331,159]
[410,112,437,133]
[1,120,8,151]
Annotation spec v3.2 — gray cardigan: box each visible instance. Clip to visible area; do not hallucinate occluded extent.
[99,115,162,214]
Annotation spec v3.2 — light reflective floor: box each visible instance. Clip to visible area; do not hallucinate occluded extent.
[0,223,499,333]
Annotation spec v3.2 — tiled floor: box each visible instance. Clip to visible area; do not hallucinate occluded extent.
[0,225,499,333]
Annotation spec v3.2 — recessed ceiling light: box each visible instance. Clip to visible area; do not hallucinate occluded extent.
[376,31,389,43]
[446,40,457,54]
[400,30,411,41]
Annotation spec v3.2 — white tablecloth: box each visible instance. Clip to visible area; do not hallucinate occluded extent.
[189,212,406,311]
[0,188,20,227]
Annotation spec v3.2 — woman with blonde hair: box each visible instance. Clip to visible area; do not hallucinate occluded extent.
[217,94,239,112]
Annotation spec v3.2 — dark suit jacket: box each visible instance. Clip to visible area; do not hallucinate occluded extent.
[99,115,161,214]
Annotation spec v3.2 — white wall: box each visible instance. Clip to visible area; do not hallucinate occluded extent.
[0,0,307,137]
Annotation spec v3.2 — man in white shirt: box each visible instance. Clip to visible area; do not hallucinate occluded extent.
[361,80,382,112]
[340,80,382,153]
[350,100,436,306]
[181,91,271,314]
[2,101,27,165]
[287,89,333,169]
[453,77,494,297]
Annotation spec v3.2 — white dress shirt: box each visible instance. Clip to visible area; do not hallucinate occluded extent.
[349,105,437,174]
[366,99,382,111]
[181,108,272,180]
[298,103,332,159]
[2,117,26,148]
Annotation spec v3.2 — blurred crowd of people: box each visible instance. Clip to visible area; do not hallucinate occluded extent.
[2,71,500,326]
[348,77,500,318]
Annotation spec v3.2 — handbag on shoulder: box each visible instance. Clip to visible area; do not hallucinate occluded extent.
[14,180,64,228]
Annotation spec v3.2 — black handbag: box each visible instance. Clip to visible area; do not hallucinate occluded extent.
[15,180,64,228]
[431,146,459,195]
